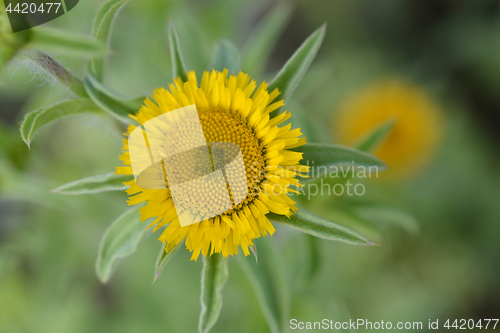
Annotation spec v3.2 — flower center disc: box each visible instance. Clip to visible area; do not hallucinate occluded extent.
[163,107,265,218]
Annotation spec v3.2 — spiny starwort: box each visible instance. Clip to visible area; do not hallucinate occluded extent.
[117,69,309,260]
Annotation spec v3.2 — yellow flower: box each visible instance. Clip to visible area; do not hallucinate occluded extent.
[116,69,308,260]
[334,79,443,178]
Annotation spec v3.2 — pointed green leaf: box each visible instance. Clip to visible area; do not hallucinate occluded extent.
[237,238,288,333]
[52,172,134,195]
[154,241,182,283]
[356,119,396,152]
[297,143,387,179]
[84,73,143,124]
[268,24,326,115]
[20,99,102,148]
[210,40,240,74]
[168,21,190,82]
[26,28,106,56]
[96,206,149,283]
[269,210,375,246]
[90,0,129,80]
[199,253,228,333]
[242,2,293,75]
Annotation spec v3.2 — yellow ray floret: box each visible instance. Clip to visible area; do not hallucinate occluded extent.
[117,69,308,260]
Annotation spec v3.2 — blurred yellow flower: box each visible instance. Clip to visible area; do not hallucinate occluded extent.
[334,79,443,178]
[117,70,308,260]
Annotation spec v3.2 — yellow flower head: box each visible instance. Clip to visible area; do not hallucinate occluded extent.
[334,79,443,178]
[116,70,308,260]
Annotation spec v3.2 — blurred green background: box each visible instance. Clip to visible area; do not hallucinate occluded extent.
[1,0,500,332]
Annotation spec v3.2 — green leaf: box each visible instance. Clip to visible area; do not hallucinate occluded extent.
[199,253,228,333]
[52,172,134,195]
[268,24,326,115]
[90,0,130,81]
[242,2,293,75]
[168,21,190,82]
[84,73,143,124]
[96,206,149,283]
[26,28,106,56]
[356,119,396,152]
[20,99,102,148]
[269,210,375,246]
[237,238,288,333]
[297,143,387,179]
[154,241,182,283]
[210,40,240,74]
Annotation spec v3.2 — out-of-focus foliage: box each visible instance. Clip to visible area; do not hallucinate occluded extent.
[334,79,443,178]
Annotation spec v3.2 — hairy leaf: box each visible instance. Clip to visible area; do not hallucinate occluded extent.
[352,204,419,234]
[52,172,133,195]
[20,99,102,148]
